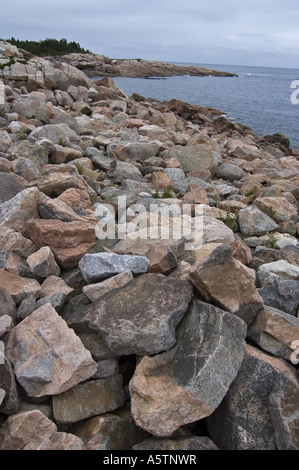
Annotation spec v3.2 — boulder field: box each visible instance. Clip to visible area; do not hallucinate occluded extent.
[0,41,298,450]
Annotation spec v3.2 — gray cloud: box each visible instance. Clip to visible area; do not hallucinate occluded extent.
[1,0,299,67]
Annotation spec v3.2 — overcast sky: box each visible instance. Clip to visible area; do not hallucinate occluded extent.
[1,0,299,68]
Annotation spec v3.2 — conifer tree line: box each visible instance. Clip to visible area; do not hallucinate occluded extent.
[1,38,91,56]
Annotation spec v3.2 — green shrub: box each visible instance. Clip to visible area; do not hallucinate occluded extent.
[219,210,238,231]
[58,137,67,147]
[264,233,278,249]
[268,206,276,220]
[152,187,173,199]
[246,187,257,197]
[15,130,27,140]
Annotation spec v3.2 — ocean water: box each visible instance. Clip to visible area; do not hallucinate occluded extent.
[110,64,299,149]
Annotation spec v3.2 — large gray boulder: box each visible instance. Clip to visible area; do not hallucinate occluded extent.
[239,206,278,236]
[207,344,299,450]
[215,163,246,181]
[107,141,161,162]
[28,123,78,145]
[68,273,193,356]
[130,300,247,436]
[7,140,49,168]
[0,173,24,204]
[0,187,40,236]
[258,279,299,316]
[162,144,218,175]
[189,244,263,324]
[6,303,97,397]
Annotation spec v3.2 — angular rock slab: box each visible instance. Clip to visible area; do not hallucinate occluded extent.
[163,144,218,175]
[207,344,299,450]
[146,243,178,274]
[52,375,125,424]
[189,244,263,324]
[0,226,35,258]
[238,205,278,236]
[0,187,40,236]
[26,246,61,278]
[129,300,247,437]
[79,252,150,283]
[82,270,133,302]
[247,305,299,362]
[0,172,25,204]
[258,260,299,287]
[258,279,299,316]
[23,432,85,450]
[0,410,57,450]
[6,303,97,397]
[68,273,193,356]
[71,403,149,450]
[0,269,40,305]
[254,196,298,224]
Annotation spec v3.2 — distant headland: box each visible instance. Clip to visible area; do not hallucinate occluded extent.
[1,37,237,78]
[47,54,238,79]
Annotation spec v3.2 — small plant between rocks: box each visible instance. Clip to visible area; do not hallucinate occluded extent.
[219,210,238,231]
[152,187,173,199]
[264,233,278,249]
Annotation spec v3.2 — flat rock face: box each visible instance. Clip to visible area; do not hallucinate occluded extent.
[239,205,278,236]
[216,163,246,181]
[207,344,299,450]
[202,216,235,245]
[0,226,35,258]
[253,197,298,224]
[7,141,49,168]
[107,141,160,162]
[69,273,193,356]
[258,279,299,316]
[27,218,96,269]
[0,269,40,305]
[189,244,263,323]
[163,144,218,175]
[247,306,299,361]
[0,172,25,204]
[0,410,57,450]
[79,252,150,283]
[130,300,246,437]
[71,404,149,450]
[0,187,40,235]
[82,270,133,302]
[52,375,125,424]
[146,243,178,274]
[258,260,299,287]
[26,246,61,278]
[6,303,97,397]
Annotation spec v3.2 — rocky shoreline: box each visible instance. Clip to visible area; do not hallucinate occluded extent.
[44,52,237,78]
[0,41,298,451]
